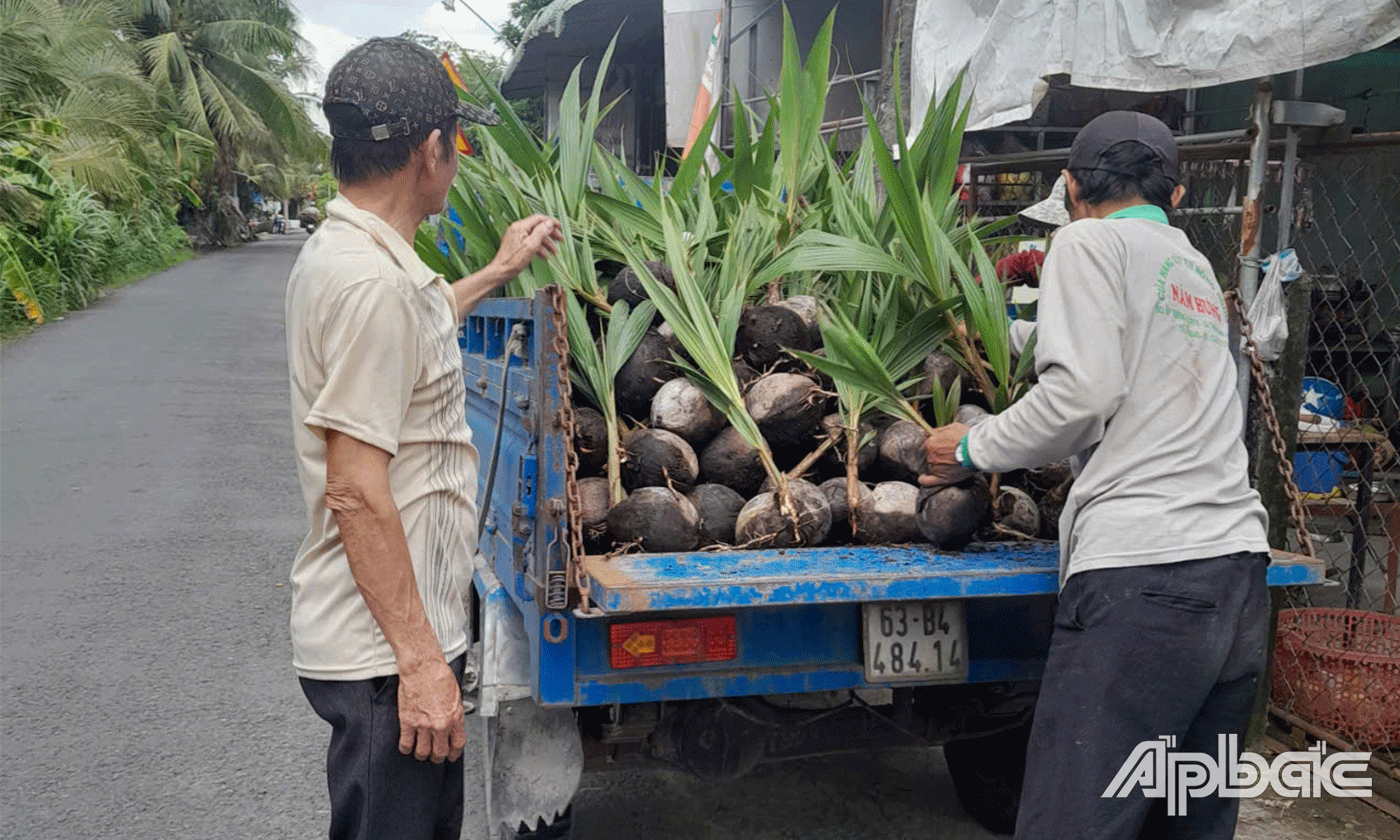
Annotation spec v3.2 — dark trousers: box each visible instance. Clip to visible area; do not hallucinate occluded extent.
[1016,552,1270,840]
[300,655,466,840]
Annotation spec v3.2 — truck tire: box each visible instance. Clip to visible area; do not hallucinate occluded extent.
[941,718,1032,836]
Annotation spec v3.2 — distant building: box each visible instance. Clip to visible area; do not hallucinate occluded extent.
[500,0,884,174]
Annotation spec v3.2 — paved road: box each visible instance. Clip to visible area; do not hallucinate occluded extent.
[0,234,997,839]
[2,235,326,837]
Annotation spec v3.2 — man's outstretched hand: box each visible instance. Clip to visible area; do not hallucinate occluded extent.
[490,214,563,280]
[397,659,466,764]
[919,422,975,489]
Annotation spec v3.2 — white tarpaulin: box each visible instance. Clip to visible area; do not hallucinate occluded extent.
[911,0,1400,133]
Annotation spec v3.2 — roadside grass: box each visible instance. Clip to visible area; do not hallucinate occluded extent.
[1,248,196,342]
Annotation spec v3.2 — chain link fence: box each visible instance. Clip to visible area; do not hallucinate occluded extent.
[1268,142,1399,766]
[968,135,1400,765]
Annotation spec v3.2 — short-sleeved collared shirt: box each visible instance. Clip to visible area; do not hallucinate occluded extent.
[285,195,477,681]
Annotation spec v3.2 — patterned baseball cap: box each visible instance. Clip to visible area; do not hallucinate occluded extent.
[324,37,500,141]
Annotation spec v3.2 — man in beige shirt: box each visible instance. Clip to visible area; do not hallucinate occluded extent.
[285,38,560,840]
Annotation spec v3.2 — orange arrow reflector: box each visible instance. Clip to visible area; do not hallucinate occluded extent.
[621,632,655,658]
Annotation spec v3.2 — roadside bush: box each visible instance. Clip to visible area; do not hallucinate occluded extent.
[2,177,190,333]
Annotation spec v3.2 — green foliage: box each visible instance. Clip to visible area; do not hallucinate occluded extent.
[794,297,954,434]
[414,4,1035,492]
[496,0,555,50]
[1,168,189,332]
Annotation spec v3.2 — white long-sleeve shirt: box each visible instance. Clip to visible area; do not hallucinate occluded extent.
[966,205,1269,585]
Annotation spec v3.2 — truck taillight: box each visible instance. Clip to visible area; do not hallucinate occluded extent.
[609,617,737,669]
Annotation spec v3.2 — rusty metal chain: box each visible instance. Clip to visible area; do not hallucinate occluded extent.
[1227,290,1316,558]
[545,284,594,614]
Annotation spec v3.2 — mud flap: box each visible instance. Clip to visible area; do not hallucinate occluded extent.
[484,700,583,836]
[473,563,583,835]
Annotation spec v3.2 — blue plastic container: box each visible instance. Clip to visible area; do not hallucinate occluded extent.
[1293,451,1347,494]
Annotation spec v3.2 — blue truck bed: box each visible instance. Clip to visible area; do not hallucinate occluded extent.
[462,292,1327,709]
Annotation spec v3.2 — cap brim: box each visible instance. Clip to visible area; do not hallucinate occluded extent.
[1021,193,1069,228]
[457,101,501,126]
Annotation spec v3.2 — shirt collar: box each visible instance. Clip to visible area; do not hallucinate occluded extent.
[325,195,441,288]
[1104,204,1170,225]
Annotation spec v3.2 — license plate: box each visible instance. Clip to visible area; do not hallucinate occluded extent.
[862,600,968,682]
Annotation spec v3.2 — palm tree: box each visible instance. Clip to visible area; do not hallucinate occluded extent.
[125,0,323,245]
[1,0,163,200]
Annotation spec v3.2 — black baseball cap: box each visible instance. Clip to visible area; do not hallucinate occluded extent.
[1067,111,1178,180]
[324,37,500,141]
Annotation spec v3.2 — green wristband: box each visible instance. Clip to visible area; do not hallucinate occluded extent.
[956,434,976,469]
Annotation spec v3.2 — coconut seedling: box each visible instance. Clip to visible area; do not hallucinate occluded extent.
[606,202,829,548]
[792,292,955,533]
[565,294,656,508]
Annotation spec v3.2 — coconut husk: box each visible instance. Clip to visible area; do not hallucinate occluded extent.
[853,482,923,544]
[572,407,610,475]
[916,476,992,549]
[774,295,822,348]
[734,478,832,548]
[820,478,873,527]
[615,331,674,419]
[698,427,767,498]
[607,487,700,552]
[877,420,930,484]
[994,486,1040,537]
[745,372,825,450]
[954,404,991,428]
[622,428,699,493]
[608,261,675,311]
[651,378,726,447]
[688,484,747,546]
[922,351,962,399]
[736,305,815,370]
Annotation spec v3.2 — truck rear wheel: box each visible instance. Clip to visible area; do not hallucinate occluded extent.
[941,718,1032,836]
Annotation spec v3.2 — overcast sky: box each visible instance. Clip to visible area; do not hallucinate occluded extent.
[294,0,515,127]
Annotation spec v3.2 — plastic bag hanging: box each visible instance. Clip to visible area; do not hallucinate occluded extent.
[1247,249,1302,361]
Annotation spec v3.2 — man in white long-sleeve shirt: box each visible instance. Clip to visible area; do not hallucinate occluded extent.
[923,112,1271,840]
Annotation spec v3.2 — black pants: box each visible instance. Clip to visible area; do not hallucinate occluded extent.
[300,655,466,840]
[1016,552,1270,840]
